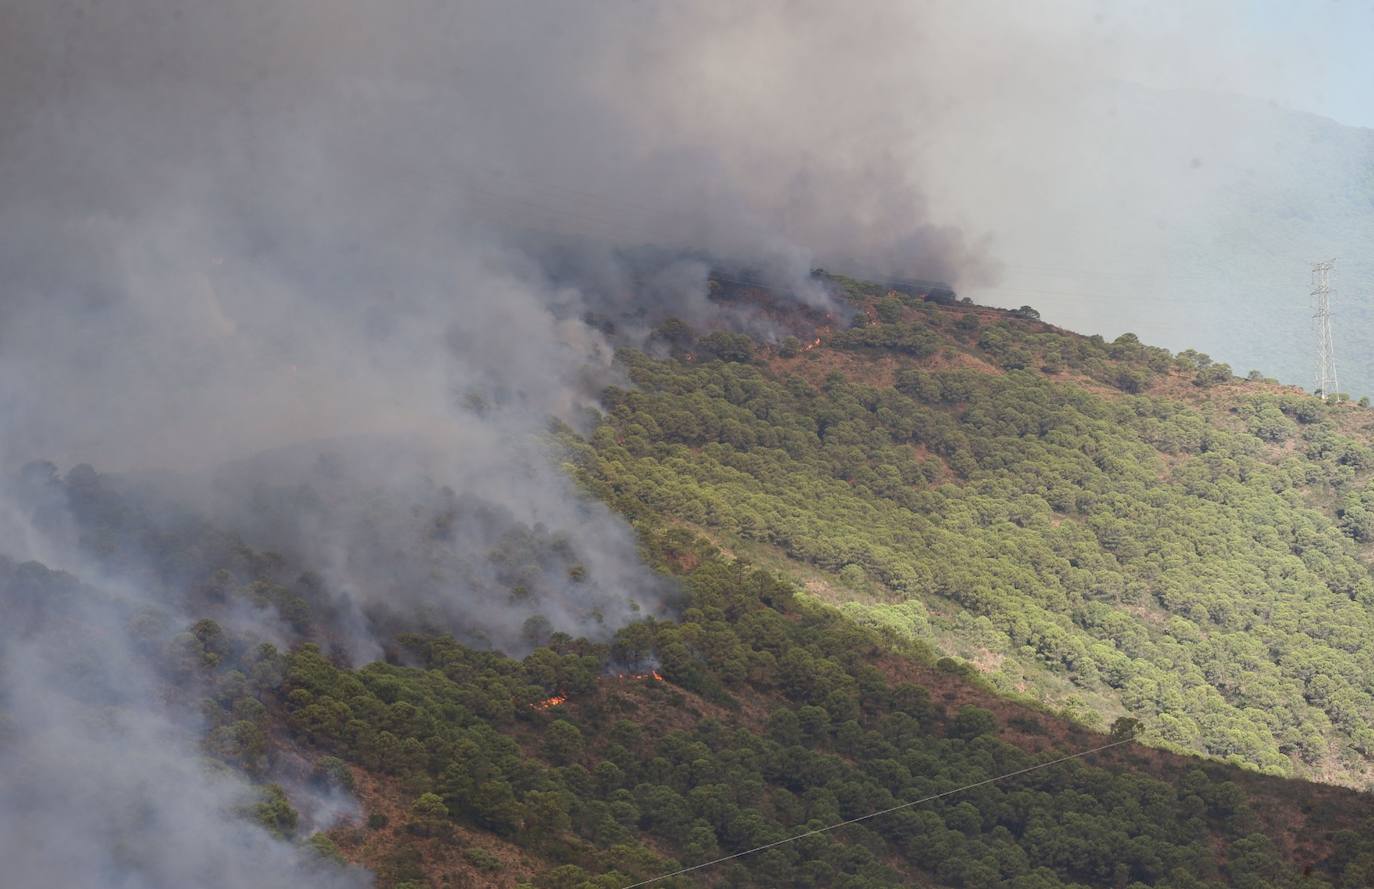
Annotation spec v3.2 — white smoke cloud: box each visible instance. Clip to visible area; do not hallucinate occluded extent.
[0,1,1340,886]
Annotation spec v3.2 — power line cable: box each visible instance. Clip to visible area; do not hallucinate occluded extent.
[616,735,1135,889]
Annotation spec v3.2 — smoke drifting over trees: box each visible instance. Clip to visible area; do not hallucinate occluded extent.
[1,0,1027,687]
[0,0,1312,473]
[0,1,1345,887]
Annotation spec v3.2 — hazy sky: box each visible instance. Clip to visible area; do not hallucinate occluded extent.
[1056,1,1374,129]
[920,1,1374,393]
[1236,0,1374,129]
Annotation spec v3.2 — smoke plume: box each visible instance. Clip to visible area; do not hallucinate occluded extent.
[0,1,1339,886]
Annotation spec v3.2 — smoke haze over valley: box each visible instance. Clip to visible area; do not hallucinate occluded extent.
[2,2,1373,887]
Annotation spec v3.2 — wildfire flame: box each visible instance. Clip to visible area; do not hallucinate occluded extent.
[613,670,666,682]
[534,672,664,710]
[801,338,822,352]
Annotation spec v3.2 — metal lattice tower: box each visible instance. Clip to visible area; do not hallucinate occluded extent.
[1312,260,1338,401]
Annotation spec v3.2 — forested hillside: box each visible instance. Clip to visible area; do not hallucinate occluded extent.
[11,506,1374,889]
[214,536,1374,889]
[12,1,1374,885]
[10,276,1374,888]
[570,276,1374,788]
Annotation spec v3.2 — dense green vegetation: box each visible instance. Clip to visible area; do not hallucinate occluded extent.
[566,285,1374,786]
[11,512,1374,888]
[186,532,1374,888]
[13,278,1374,888]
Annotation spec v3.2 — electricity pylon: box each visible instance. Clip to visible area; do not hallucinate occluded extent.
[1312,260,1338,401]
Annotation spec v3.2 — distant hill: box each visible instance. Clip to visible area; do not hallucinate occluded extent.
[949,86,1374,398]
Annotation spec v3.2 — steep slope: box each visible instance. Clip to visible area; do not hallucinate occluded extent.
[571,276,1374,788]
[20,531,1365,889]
[289,540,1374,889]
[10,277,1374,888]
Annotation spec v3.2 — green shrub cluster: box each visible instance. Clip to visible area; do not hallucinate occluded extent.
[249,542,1353,888]
[570,323,1374,781]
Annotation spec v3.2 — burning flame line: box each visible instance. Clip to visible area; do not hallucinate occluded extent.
[612,670,665,682]
[531,672,663,709]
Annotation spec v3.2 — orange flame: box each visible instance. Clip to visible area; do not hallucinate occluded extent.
[612,670,666,682]
[533,695,567,710]
[801,338,822,352]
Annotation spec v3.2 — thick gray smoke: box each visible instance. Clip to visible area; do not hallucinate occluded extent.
[0,0,1013,641]
[0,478,370,888]
[1,3,997,883]
[0,1,1334,886]
[1,0,1024,661]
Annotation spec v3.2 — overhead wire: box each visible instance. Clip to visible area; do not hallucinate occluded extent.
[615,735,1136,889]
